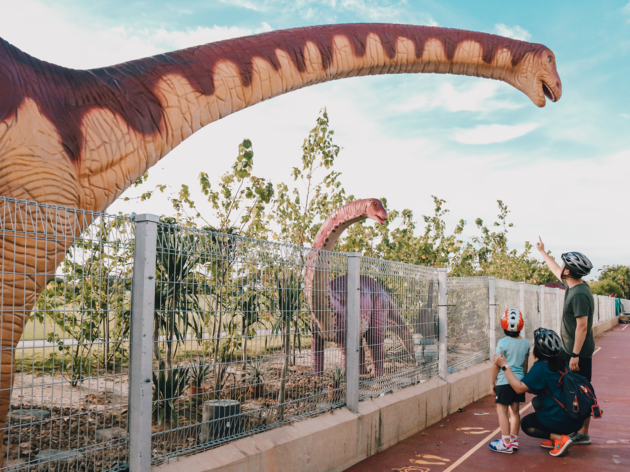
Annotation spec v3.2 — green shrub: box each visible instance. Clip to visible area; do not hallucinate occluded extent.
[590,280,623,297]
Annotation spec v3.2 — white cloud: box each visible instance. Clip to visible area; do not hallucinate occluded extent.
[398,81,524,113]
[220,0,437,24]
[494,24,532,41]
[0,0,266,68]
[451,123,539,144]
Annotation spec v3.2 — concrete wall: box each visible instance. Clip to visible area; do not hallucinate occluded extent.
[153,362,493,472]
[153,318,617,472]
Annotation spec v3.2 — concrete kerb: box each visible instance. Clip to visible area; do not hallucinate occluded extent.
[152,318,618,472]
[152,371,483,472]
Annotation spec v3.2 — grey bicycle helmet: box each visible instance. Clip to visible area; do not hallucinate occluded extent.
[533,328,562,357]
[560,251,592,278]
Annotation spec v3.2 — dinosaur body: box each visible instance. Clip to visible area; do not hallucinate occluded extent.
[0,23,561,457]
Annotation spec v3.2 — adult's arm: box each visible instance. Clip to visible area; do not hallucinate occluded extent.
[570,316,588,372]
[536,237,563,281]
[492,353,530,394]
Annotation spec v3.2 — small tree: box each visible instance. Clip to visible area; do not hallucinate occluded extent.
[591,280,623,297]
[598,265,630,299]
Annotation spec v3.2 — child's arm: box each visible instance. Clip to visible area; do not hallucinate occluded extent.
[523,351,529,376]
[490,363,499,395]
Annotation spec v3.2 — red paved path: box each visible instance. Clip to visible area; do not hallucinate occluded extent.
[346,323,630,472]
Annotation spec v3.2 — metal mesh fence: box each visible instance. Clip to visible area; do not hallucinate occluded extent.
[446,277,489,374]
[357,258,438,399]
[523,285,540,344]
[544,288,561,334]
[149,222,348,465]
[1,196,625,470]
[0,197,132,471]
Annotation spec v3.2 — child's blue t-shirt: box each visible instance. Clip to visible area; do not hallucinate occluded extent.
[495,337,530,386]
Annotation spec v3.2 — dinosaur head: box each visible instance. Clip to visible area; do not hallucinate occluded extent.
[510,46,562,108]
[365,199,388,225]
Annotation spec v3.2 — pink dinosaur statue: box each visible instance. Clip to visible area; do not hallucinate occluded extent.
[304,199,416,376]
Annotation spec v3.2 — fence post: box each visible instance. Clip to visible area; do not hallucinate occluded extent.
[346,252,361,414]
[540,286,546,329]
[129,214,159,472]
[438,268,448,380]
[488,277,495,360]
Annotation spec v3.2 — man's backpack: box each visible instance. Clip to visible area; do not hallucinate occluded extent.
[546,368,603,420]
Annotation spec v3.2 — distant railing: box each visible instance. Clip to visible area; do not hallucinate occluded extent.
[0,196,626,472]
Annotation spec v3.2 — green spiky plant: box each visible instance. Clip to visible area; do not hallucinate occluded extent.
[152,361,190,426]
[189,362,211,388]
[243,359,271,398]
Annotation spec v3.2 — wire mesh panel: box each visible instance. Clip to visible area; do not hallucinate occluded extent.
[523,285,540,343]
[357,258,438,400]
[0,197,132,472]
[149,222,348,465]
[544,288,561,333]
[446,277,489,374]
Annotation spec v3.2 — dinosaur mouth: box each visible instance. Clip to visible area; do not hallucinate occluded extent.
[374,215,387,225]
[542,81,556,102]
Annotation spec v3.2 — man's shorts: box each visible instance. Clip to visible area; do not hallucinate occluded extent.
[561,351,593,382]
[494,384,526,405]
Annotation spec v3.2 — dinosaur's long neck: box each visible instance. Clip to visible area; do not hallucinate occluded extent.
[313,200,370,251]
[306,200,370,334]
[0,24,546,211]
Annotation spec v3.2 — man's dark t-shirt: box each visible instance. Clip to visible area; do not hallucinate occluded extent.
[562,283,595,358]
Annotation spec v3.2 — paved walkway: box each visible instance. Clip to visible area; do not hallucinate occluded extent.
[346,323,630,472]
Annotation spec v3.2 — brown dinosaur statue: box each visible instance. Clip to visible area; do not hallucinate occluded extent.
[304,198,416,376]
[0,23,561,458]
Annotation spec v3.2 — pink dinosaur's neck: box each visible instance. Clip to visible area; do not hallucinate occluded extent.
[312,200,372,251]
[305,200,373,336]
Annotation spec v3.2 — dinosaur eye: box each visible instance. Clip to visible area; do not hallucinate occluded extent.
[548,55,552,63]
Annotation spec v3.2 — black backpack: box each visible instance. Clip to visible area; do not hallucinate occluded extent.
[546,368,603,420]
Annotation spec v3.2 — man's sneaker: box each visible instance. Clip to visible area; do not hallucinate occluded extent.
[489,439,513,454]
[549,435,573,457]
[510,438,519,450]
[540,439,555,449]
[569,431,591,445]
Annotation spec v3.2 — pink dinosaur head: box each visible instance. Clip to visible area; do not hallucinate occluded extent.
[365,198,388,225]
[507,45,562,108]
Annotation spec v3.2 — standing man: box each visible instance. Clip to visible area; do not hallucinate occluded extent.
[536,237,594,445]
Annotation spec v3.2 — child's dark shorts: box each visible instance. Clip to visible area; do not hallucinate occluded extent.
[494,384,525,405]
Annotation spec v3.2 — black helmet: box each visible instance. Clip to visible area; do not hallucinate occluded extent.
[561,252,592,278]
[533,328,562,358]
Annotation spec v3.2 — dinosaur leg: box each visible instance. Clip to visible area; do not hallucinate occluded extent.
[387,305,416,363]
[311,323,325,375]
[359,338,370,375]
[365,321,386,377]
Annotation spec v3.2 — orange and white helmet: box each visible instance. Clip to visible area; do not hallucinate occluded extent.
[501,308,524,332]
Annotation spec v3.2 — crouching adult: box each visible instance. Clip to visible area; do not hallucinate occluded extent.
[492,328,583,457]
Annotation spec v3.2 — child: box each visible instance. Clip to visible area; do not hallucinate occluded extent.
[489,308,530,454]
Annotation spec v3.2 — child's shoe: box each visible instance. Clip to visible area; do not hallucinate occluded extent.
[549,435,573,457]
[540,439,554,449]
[489,438,513,454]
[510,434,519,450]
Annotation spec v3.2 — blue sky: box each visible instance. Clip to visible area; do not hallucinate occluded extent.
[1,1,629,272]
